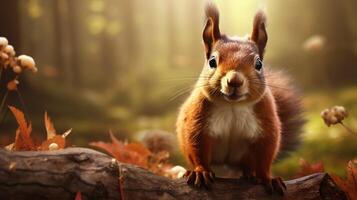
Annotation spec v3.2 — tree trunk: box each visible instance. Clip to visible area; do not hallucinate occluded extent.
[166,0,176,69]
[0,1,20,49]
[121,0,139,69]
[67,0,82,88]
[0,148,347,200]
[52,0,65,81]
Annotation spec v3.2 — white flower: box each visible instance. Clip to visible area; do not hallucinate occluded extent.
[13,65,22,73]
[0,37,8,49]
[321,106,348,126]
[0,52,9,60]
[18,55,37,72]
[4,45,15,56]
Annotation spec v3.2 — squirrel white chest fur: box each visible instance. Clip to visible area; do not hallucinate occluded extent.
[208,104,262,164]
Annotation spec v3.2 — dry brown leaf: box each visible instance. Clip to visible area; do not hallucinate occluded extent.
[331,161,357,200]
[44,111,57,139]
[28,123,32,135]
[90,131,151,168]
[126,143,151,158]
[38,112,71,150]
[90,131,174,178]
[8,106,31,138]
[6,108,72,151]
[39,135,65,151]
[8,106,34,150]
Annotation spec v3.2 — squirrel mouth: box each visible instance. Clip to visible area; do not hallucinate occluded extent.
[223,92,248,102]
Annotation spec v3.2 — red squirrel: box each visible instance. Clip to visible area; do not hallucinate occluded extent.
[176,2,305,195]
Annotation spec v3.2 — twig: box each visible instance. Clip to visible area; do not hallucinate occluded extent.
[16,90,30,120]
[340,122,357,137]
[0,90,8,114]
[0,91,9,127]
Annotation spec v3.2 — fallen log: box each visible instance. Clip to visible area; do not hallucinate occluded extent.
[0,147,347,200]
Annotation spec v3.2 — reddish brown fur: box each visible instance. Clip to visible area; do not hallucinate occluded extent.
[267,70,306,157]
[176,3,304,194]
[177,92,212,171]
[249,89,281,181]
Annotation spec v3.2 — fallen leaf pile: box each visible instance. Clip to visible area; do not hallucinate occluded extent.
[90,131,151,167]
[90,131,180,178]
[5,106,72,151]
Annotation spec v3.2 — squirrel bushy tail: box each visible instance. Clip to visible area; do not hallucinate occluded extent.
[267,70,306,158]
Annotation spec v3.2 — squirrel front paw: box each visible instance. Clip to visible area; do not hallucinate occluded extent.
[184,166,215,189]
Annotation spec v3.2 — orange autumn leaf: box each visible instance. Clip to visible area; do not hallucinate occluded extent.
[294,158,324,178]
[126,143,151,158]
[8,106,31,138]
[44,111,56,139]
[39,135,66,150]
[91,130,124,157]
[331,161,357,200]
[90,131,151,168]
[6,108,73,151]
[12,128,34,151]
[39,112,71,150]
[90,131,173,177]
[8,106,34,150]
[124,142,151,167]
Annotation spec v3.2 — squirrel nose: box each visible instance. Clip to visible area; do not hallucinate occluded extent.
[227,76,244,88]
[227,79,243,88]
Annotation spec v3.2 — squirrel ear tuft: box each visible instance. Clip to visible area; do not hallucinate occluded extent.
[251,10,268,59]
[203,2,221,59]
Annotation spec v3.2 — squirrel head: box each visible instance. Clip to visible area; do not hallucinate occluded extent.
[198,3,268,104]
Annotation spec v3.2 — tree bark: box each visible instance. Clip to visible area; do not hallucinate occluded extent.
[0,148,347,200]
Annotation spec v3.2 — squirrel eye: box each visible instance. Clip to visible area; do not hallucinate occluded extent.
[255,58,263,71]
[208,56,217,68]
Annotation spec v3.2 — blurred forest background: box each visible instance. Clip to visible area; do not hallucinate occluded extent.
[0,0,357,178]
